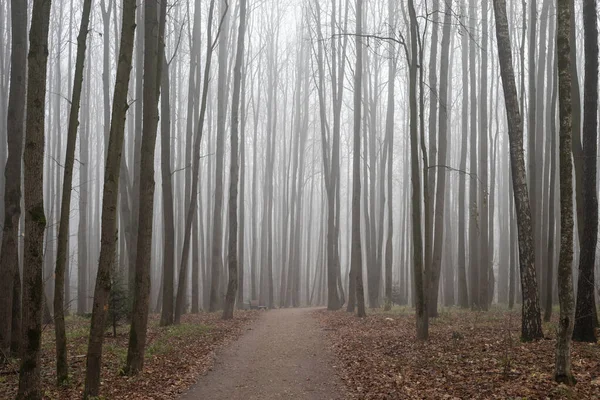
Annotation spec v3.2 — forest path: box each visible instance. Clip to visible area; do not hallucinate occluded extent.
[179,308,347,400]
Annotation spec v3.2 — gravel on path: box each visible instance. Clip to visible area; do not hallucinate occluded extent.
[180,308,347,400]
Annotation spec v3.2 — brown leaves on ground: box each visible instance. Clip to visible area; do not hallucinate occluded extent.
[0,311,260,399]
[316,307,600,399]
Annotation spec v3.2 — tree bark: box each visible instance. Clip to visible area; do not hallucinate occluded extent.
[223,0,247,320]
[18,0,52,397]
[0,0,26,359]
[83,0,136,396]
[53,0,93,385]
[350,0,366,318]
[492,0,544,341]
[573,0,599,343]
[208,0,231,312]
[125,0,164,375]
[554,0,576,383]
[175,0,219,323]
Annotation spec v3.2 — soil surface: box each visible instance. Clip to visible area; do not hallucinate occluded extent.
[180,308,347,400]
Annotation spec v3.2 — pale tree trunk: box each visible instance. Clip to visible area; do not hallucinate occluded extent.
[351,0,366,318]
[175,0,218,323]
[54,0,93,385]
[425,0,438,315]
[223,0,247,320]
[478,0,490,310]
[429,0,452,317]
[78,55,91,316]
[0,0,26,360]
[492,0,544,342]
[208,0,230,312]
[468,0,480,310]
[83,0,136,396]
[456,0,469,308]
[18,0,52,397]
[383,0,396,311]
[573,0,599,343]
[544,8,558,323]
[237,62,248,309]
[554,0,576,383]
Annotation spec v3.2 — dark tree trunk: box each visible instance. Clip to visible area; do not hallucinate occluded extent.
[554,0,576,383]
[0,0,27,360]
[83,0,136,396]
[18,0,52,397]
[351,0,366,318]
[573,0,599,343]
[125,0,164,375]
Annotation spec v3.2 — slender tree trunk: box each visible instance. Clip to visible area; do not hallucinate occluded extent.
[492,0,544,341]
[175,0,218,323]
[350,0,366,318]
[53,0,93,385]
[223,0,247,320]
[457,0,469,308]
[429,0,453,317]
[209,0,231,312]
[83,0,136,396]
[125,0,164,374]
[160,54,175,326]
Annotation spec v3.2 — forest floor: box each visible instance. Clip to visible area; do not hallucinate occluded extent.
[0,311,260,399]
[180,308,347,400]
[316,306,600,399]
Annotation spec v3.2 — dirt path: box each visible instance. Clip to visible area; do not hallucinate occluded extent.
[180,308,347,400]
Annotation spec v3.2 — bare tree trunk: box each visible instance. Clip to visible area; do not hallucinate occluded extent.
[78,57,91,316]
[350,0,366,318]
[554,0,576,383]
[208,0,231,312]
[492,0,544,341]
[83,0,136,396]
[457,0,469,309]
[18,0,52,397]
[0,0,26,359]
[573,0,599,343]
[383,0,396,311]
[175,0,219,323]
[468,0,480,310]
[54,0,92,385]
[223,0,247,320]
[406,0,427,339]
[478,0,490,311]
[160,53,175,326]
[125,0,164,374]
[544,7,558,323]
[429,0,452,317]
